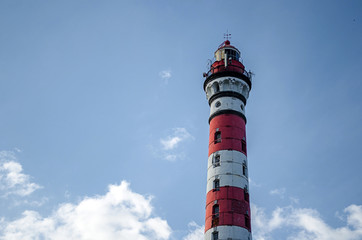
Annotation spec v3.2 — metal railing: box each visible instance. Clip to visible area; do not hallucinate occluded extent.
[204,63,252,80]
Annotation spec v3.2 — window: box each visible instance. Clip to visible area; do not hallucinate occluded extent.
[212,231,219,240]
[212,204,219,219]
[245,215,250,229]
[243,164,247,176]
[224,49,240,61]
[215,101,221,108]
[242,85,248,96]
[244,188,249,202]
[212,82,220,93]
[215,49,222,61]
[213,179,220,191]
[213,155,220,167]
[240,104,244,111]
[215,131,221,143]
[241,140,246,153]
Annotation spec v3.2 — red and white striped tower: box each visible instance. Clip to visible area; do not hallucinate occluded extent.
[203,40,252,240]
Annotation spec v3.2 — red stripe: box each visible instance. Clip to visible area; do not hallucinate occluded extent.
[206,186,246,205]
[210,114,245,127]
[209,126,243,144]
[205,212,250,231]
[205,186,251,232]
[208,114,246,156]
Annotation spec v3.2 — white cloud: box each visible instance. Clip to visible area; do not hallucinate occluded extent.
[161,136,182,150]
[249,178,262,188]
[270,187,300,204]
[160,128,192,150]
[157,128,193,161]
[289,196,300,205]
[148,128,193,161]
[13,148,22,153]
[182,221,204,240]
[346,205,362,230]
[164,154,177,162]
[0,181,171,240]
[252,204,362,240]
[269,187,286,198]
[12,197,49,207]
[159,70,172,83]
[0,151,42,197]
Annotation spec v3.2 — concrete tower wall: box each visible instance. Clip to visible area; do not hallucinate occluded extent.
[203,41,252,240]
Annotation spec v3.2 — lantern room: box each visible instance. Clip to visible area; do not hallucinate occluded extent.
[215,40,240,61]
[207,40,246,76]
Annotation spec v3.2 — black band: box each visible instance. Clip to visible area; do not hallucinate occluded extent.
[208,91,247,105]
[208,110,247,124]
[203,71,252,91]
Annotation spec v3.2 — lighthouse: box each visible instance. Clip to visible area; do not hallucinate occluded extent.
[203,40,252,240]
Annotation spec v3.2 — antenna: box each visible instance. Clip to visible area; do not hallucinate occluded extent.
[224,30,231,41]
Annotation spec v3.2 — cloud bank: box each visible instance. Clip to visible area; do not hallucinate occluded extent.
[1,178,362,240]
[252,204,362,240]
[2,151,362,240]
[0,181,171,240]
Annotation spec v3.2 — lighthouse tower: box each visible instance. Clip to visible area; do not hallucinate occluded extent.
[203,40,252,240]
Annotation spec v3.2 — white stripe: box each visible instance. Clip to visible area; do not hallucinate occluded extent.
[205,77,250,102]
[206,174,249,193]
[210,96,245,117]
[208,150,247,169]
[208,161,244,178]
[205,225,252,240]
[206,150,249,193]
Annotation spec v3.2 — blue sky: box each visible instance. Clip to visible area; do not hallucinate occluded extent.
[0,1,362,239]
